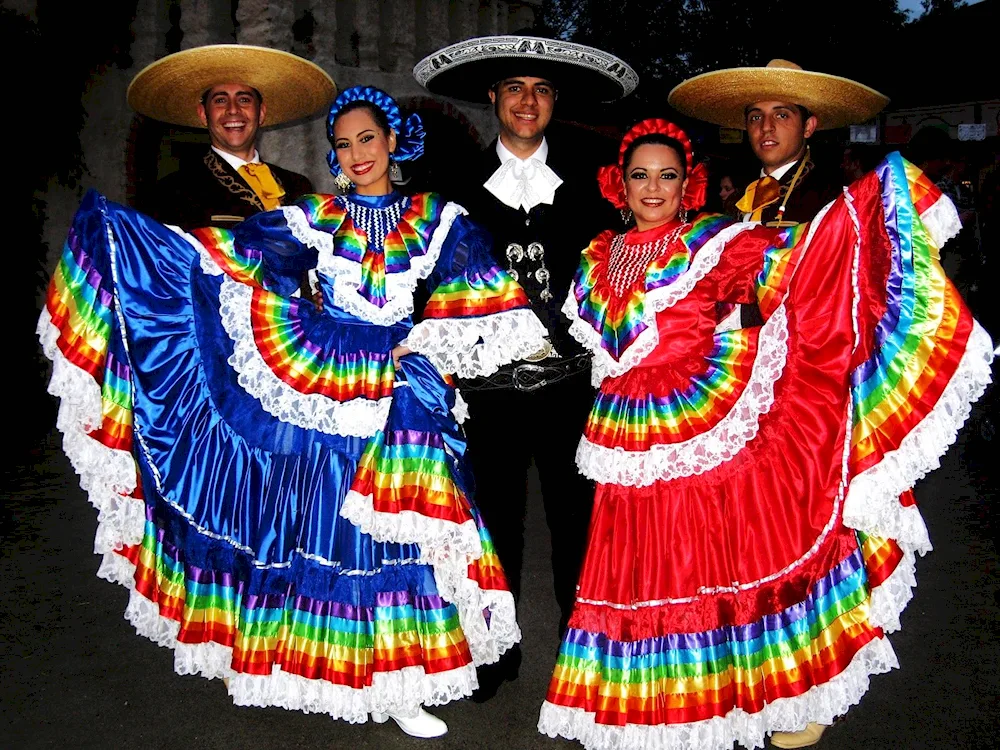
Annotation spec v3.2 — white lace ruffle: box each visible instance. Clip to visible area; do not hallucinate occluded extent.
[421,542,522,667]
[868,547,918,634]
[282,202,464,328]
[564,223,754,386]
[920,193,962,251]
[217,276,392,438]
[537,635,898,750]
[575,304,789,487]
[404,308,551,379]
[230,662,477,721]
[340,485,521,666]
[844,320,994,552]
[340,490,482,560]
[38,311,145,552]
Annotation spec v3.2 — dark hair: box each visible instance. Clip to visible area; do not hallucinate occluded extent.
[331,99,392,137]
[200,86,263,107]
[622,134,687,179]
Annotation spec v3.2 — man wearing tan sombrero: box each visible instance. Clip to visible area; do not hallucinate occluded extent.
[669,59,888,331]
[128,44,336,231]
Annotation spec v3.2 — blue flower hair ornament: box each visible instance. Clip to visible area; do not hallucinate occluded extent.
[326,85,425,177]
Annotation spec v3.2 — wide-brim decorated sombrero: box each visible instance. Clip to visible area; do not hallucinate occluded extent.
[413,35,638,104]
[127,44,336,128]
[667,59,888,130]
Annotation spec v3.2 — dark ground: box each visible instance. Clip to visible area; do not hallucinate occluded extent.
[2,379,999,750]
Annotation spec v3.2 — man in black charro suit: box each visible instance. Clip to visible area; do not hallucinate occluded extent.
[414,32,638,700]
[126,44,335,232]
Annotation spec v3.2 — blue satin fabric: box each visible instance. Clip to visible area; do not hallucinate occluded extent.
[93,195,470,583]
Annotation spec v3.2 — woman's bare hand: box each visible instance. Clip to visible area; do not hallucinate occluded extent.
[391,344,413,369]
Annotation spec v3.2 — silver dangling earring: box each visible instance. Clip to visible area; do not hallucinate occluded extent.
[679,208,689,224]
[620,208,633,225]
[389,158,402,183]
[334,171,354,192]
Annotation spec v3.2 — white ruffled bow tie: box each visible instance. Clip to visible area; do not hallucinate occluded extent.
[484,156,563,212]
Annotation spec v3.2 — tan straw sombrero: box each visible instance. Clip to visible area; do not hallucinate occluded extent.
[127,44,336,128]
[668,59,888,130]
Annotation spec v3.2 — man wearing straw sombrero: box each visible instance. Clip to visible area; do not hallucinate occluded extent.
[128,44,336,231]
[669,59,888,332]
[413,31,637,703]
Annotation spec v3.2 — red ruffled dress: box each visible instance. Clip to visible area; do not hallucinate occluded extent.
[537,154,994,750]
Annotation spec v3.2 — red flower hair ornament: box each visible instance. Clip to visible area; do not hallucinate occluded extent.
[597,118,708,213]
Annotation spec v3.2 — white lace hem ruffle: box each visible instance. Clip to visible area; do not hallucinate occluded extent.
[217,276,392,438]
[868,547,918,634]
[404,307,551,379]
[38,311,144,551]
[575,304,789,487]
[282,202,464,328]
[564,223,754,386]
[537,635,898,750]
[844,320,994,552]
[125,588,476,720]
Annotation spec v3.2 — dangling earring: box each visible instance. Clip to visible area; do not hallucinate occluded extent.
[388,157,402,183]
[334,171,354,192]
[679,208,689,224]
[620,208,633,225]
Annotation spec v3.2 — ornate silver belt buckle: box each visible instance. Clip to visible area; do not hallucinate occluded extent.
[513,363,548,392]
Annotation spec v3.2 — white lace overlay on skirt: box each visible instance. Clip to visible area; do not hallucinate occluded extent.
[576,304,789,487]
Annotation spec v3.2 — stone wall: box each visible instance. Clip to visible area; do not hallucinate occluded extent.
[39,0,541,276]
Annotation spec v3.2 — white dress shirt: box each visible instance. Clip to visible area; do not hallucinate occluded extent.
[211,146,261,172]
[484,137,564,213]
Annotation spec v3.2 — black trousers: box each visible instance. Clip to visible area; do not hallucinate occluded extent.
[461,371,596,632]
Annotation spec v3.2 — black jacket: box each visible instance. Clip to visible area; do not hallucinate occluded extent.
[452,127,620,358]
[147,150,314,231]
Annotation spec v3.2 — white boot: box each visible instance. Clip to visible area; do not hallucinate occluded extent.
[371,706,448,738]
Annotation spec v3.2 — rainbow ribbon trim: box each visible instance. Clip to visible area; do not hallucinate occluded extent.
[584,327,757,449]
[756,223,809,319]
[295,193,446,308]
[349,427,474,527]
[573,217,735,363]
[190,227,266,288]
[132,515,474,684]
[248,290,396,400]
[423,264,529,319]
[849,153,973,475]
[44,223,134,453]
[545,547,881,725]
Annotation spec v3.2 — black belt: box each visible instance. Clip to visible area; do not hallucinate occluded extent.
[461,354,591,393]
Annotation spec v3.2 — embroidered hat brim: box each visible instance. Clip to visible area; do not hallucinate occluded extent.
[127,44,337,128]
[413,35,638,103]
[667,60,888,130]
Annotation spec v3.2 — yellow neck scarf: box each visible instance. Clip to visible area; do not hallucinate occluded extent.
[238,162,285,210]
[734,174,781,222]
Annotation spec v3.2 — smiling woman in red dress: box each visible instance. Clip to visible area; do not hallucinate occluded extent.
[537,118,994,750]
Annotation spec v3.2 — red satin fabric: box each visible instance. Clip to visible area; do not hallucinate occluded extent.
[573,195,869,642]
